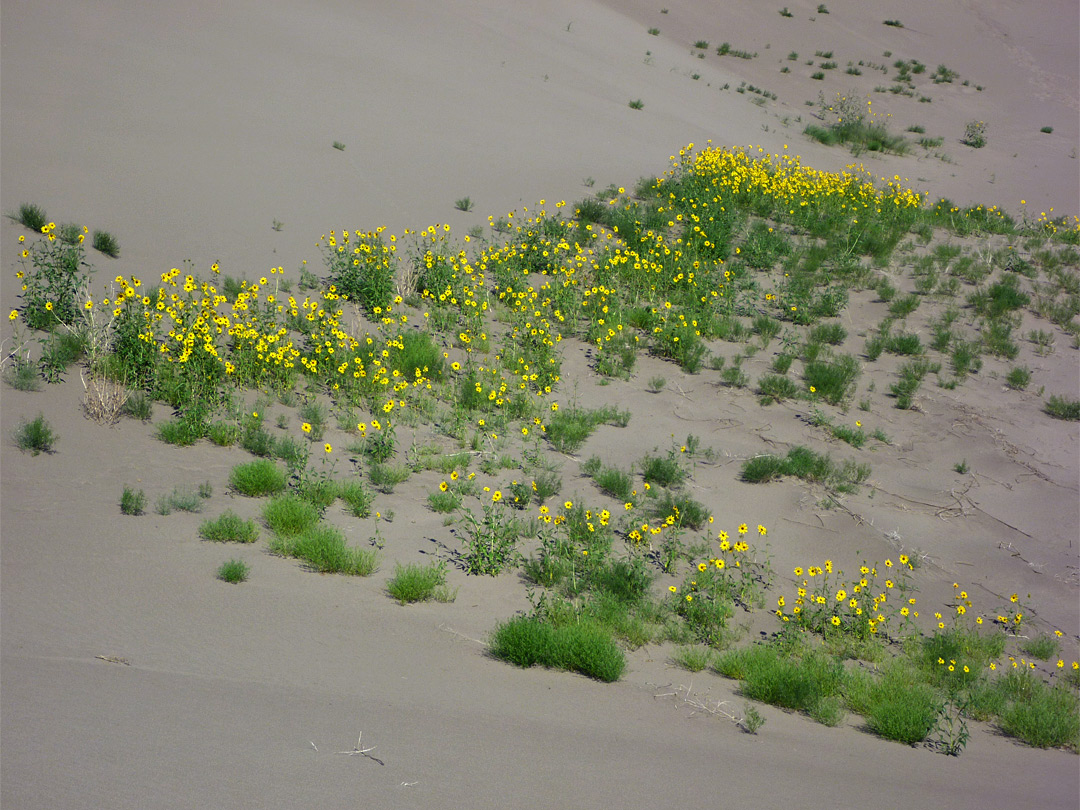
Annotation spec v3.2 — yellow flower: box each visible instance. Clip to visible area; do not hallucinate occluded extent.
[564,500,573,510]
[685,594,693,602]
[669,585,677,593]
[738,523,748,535]
[794,567,803,577]
[1010,593,1019,603]
[809,385,816,393]
[1056,660,1064,669]
[757,524,767,536]
[44,301,53,311]
[831,616,841,626]
[439,481,448,492]
[492,491,502,503]
[301,422,312,433]
[324,443,332,453]
[697,562,707,572]
[8,310,17,321]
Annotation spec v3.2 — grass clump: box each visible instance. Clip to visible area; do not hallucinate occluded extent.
[1044,395,1080,420]
[386,560,454,604]
[3,359,41,391]
[199,510,260,543]
[715,643,844,723]
[672,646,713,672]
[339,480,375,518]
[546,406,628,454]
[640,450,685,488]
[999,679,1080,750]
[229,459,287,496]
[14,203,48,232]
[863,664,940,744]
[741,445,869,492]
[92,230,120,258]
[217,559,250,584]
[758,373,801,404]
[269,523,378,576]
[803,354,860,405]
[120,486,147,515]
[262,494,321,537]
[489,615,626,682]
[155,488,203,515]
[13,413,56,455]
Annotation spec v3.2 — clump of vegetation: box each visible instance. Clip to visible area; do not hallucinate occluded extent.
[92,230,120,258]
[199,511,260,543]
[229,459,287,497]
[490,615,626,682]
[269,523,378,576]
[217,558,250,584]
[962,120,987,148]
[386,560,455,605]
[741,446,870,492]
[120,486,147,515]
[13,413,55,455]
[1045,395,1080,420]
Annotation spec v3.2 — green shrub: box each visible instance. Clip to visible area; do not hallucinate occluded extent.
[640,451,685,488]
[3,359,41,391]
[199,510,260,543]
[14,203,48,232]
[156,416,205,446]
[589,463,632,500]
[386,560,452,604]
[13,413,55,455]
[90,229,119,257]
[262,494,320,537]
[207,421,240,446]
[270,524,378,576]
[864,666,939,744]
[803,354,860,405]
[489,615,626,682]
[737,647,844,717]
[428,489,462,513]
[1005,366,1031,390]
[1019,633,1060,661]
[672,646,713,672]
[217,558,250,584]
[546,406,628,453]
[120,486,146,515]
[1000,682,1079,749]
[758,373,801,404]
[339,480,375,518]
[1045,395,1080,420]
[229,459,287,496]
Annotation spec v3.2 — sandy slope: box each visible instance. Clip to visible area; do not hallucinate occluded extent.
[2,1,1078,808]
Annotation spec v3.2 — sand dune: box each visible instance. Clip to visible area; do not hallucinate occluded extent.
[2,1,1078,807]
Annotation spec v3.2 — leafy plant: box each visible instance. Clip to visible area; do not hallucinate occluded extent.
[263,494,321,537]
[269,524,378,576]
[628,99,644,110]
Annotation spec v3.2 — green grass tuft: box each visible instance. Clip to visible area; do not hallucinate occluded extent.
[199,510,260,543]
[229,459,287,497]
[489,615,626,682]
